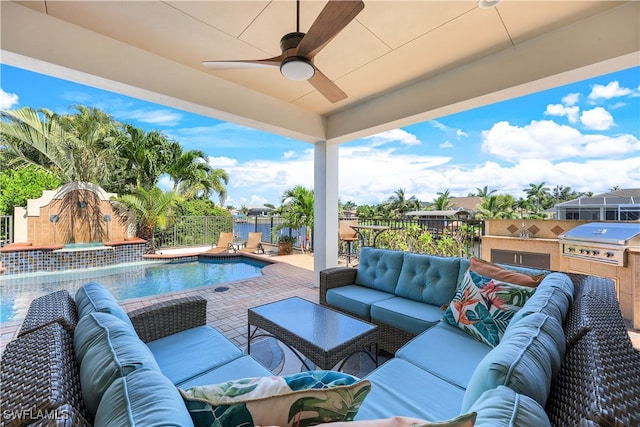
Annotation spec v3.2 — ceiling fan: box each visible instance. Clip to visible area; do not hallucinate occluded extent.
[202,0,364,103]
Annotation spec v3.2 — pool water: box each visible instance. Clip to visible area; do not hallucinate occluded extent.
[0,258,267,325]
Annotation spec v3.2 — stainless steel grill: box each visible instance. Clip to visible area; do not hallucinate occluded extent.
[559,222,640,266]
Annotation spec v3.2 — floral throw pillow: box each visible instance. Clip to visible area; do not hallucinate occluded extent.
[179,370,371,427]
[443,269,536,347]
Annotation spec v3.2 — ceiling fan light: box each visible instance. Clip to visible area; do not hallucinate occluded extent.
[479,0,502,8]
[280,57,315,81]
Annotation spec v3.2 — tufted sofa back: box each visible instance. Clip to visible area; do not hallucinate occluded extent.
[395,252,464,307]
[354,248,405,293]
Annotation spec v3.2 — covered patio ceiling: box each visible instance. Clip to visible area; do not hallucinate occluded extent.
[1,0,639,278]
[2,1,638,144]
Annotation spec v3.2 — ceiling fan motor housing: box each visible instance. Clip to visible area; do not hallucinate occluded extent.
[280,32,305,53]
[279,32,315,81]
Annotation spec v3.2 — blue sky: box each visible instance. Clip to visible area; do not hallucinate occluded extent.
[1,64,638,208]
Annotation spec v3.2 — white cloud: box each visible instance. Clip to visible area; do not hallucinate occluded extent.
[440,141,454,148]
[456,129,468,138]
[283,150,295,159]
[580,107,614,130]
[481,120,638,161]
[120,109,182,126]
[562,93,580,106]
[588,81,632,101]
[0,88,19,109]
[365,129,421,146]
[545,104,579,123]
[208,156,238,167]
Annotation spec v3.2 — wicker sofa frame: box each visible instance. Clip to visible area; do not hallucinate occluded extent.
[0,293,208,426]
[320,268,640,426]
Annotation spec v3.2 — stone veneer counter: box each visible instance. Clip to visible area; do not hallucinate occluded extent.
[0,239,147,275]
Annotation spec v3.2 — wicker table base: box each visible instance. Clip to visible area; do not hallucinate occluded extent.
[248,297,378,371]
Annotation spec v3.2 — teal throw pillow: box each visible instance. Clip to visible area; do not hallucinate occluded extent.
[443,269,536,347]
[179,370,371,427]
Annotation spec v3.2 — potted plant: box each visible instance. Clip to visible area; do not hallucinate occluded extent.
[277,234,297,256]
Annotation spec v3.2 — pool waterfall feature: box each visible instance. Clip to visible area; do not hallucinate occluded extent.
[2,182,142,275]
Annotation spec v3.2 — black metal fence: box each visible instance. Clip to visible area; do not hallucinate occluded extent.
[1,212,482,256]
[153,216,306,249]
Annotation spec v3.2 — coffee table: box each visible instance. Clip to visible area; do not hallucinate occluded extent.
[247,297,378,371]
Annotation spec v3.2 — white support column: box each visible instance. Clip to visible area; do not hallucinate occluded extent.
[313,141,339,285]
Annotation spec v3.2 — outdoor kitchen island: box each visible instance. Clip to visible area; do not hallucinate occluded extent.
[481,219,640,331]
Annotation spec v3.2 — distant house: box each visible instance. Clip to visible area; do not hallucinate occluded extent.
[407,196,481,219]
[405,209,473,220]
[554,188,640,221]
[247,205,273,217]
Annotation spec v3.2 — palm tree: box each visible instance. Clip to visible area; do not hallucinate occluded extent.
[111,186,181,252]
[115,124,173,191]
[524,182,550,214]
[515,197,533,218]
[386,188,418,217]
[0,107,113,183]
[165,143,229,204]
[432,189,453,210]
[477,194,516,219]
[474,186,497,198]
[279,186,314,250]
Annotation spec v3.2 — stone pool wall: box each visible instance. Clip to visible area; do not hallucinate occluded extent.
[0,239,146,275]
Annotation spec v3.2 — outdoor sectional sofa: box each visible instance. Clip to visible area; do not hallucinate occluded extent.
[320,247,640,425]
[0,283,273,426]
[0,247,638,426]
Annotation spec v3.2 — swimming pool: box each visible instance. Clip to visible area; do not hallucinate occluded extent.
[0,257,267,325]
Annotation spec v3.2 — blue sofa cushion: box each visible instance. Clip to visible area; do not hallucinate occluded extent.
[470,386,551,427]
[326,285,394,318]
[75,282,134,330]
[178,355,272,389]
[460,313,564,412]
[146,325,243,386]
[396,322,491,389]
[94,368,194,427]
[370,297,444,335]
[509,279,572,326]
[355,248,404,293]
[357,358,465,421]
[75,312,161,415]
[395,253,461,306]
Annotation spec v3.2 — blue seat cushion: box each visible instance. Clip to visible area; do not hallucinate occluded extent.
[326,285,394,318]
[370,297,444,335]
[94,368,194,427]
[461,313,564,412]
[75,282,134,330]
[470,386,551,427]
[74,312,161,415]
[395,253,461,306]
[177,355,273,389]
[355,248,404,293]
[146,325,243,385]
[510,284,571,326]
[357,358,464,421]
[396,322,491,389]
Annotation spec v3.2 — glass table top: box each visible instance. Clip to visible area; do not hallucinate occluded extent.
[249,297,376,351]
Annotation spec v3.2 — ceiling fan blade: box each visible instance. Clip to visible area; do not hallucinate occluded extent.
[309,68,347,103]
[296,0,364,59]
[202,55,283,70]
